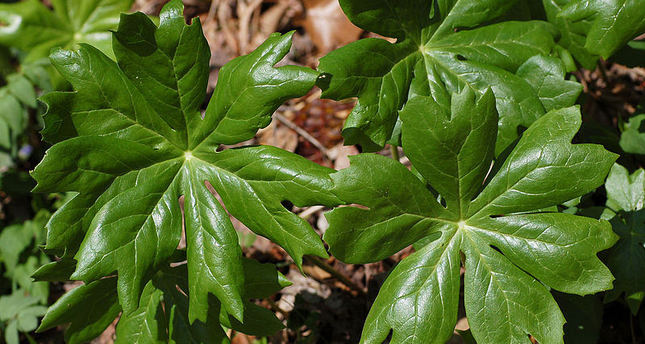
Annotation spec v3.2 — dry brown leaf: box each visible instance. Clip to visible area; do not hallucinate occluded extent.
[300,0,362,54]
[257,119,299,152]
[329,144,359,170]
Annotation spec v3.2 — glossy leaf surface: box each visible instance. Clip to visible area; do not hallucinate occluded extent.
[542,0,598,69]
[32,0,337,339]
[324,87,618,344]
[317,0,568,153]
[561,0,645,59]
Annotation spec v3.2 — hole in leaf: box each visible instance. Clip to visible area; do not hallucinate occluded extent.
[456,54,467,61]
[281,200,294,211]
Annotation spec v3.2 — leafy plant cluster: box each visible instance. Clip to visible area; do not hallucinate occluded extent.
[0,0,644,343]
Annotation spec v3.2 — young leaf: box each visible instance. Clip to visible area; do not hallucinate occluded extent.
[33,0,337,327]
[606,164,645,213]
[0,0,134,61]
[560,0,645,59]
[619,112,645,155]
[317,0,562,152]
[324,87,618,344]
[603,164,645,315]
[0,74,37,166]
[0,293,47,344]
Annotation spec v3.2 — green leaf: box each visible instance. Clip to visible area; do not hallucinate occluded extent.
[619,113,645,155]
[516,55,582,111]
[324,87,618,344]
[318,0,562,152]
[606,163,645,212]
[0,0,134,61]
[37,278,121,344]
[6,74,37,107]
[115,263,286,343]
[0,79,31,158]
[217,258,290,336]
[115,280,169,344]
[560,0,645,59]
[116,267,228,344]
[33,0,336,329]
[0,223,33,275]
[0,291,47,344]
[241,257,292,299]
[542,0,599,69]
[0,215,50,304]
[603,164,645,315]
[0,292,44,322]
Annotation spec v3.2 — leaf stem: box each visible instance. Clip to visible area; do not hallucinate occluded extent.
[305,256,366,295]
[390,145,400,162]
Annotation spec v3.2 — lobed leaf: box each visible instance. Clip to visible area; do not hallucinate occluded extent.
[33,0,339,339]
[317,0,568,153]
[542,0,598,69]
[325,86,618,344]
[560,0,645,59]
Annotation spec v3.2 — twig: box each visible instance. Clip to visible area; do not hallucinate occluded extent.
[274,112,331,160]
[304,256,366,295]
[573,70,589,94]
[597,59,610,85]
[298,205,325,220]
[267,298,289,318]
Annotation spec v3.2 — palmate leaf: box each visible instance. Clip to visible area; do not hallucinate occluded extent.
[0,0,133,62]
[603,164,645,315]
[560,0,645,60]
[324,86,618,344]
[33,0,338,329]
[317,0,574,153]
